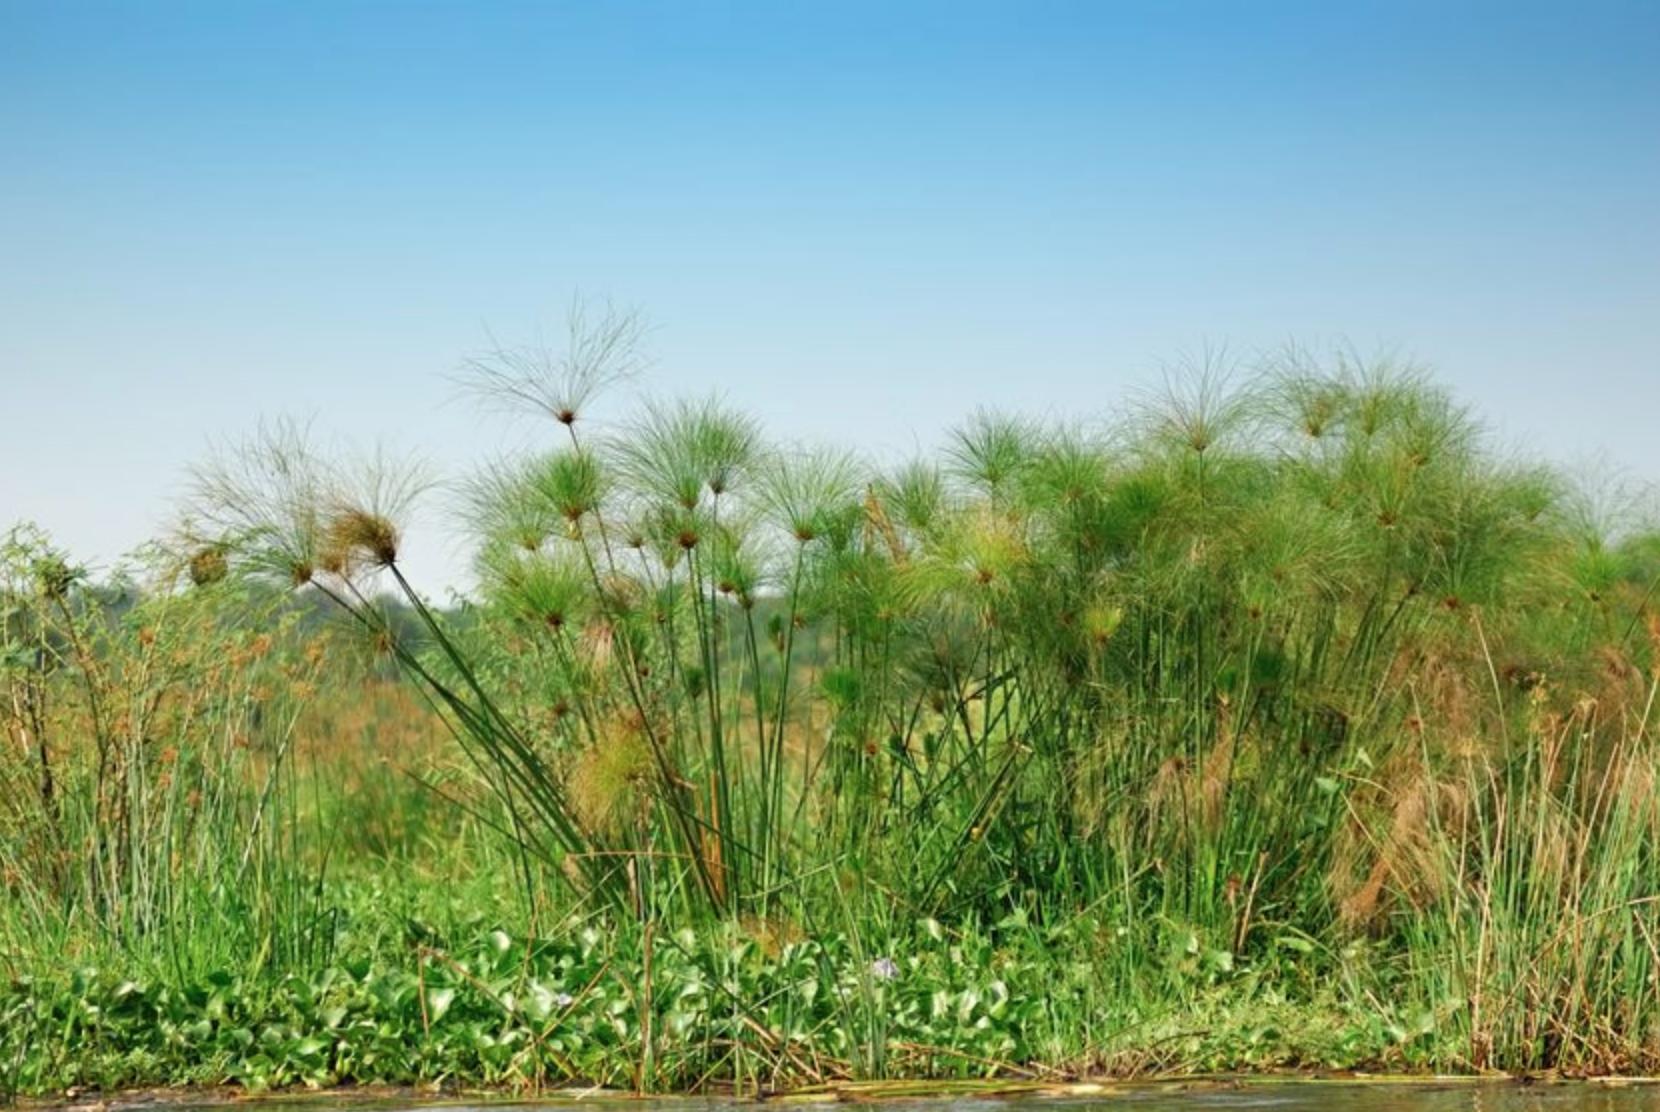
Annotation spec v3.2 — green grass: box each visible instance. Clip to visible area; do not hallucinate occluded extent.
[0,867,1410,1094]
[5,336,1660,1096]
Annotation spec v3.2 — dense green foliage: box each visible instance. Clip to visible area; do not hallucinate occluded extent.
[2,893,1401,1094]
[5,338,1660,1095]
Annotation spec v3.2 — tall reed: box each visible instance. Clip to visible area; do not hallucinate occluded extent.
[173,335,1660,1071]
[0,527,329,977]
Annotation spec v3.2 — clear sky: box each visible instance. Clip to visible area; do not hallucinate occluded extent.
[3,1,1658,592]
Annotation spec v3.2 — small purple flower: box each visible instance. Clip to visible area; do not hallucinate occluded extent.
[870,956,899,981]
[554,992,575,1009]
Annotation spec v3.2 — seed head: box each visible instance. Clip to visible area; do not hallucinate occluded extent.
[33,556,75,600]
[326,508,401,568]
[187,545,229,587]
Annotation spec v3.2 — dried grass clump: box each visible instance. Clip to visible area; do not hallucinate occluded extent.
[566,717,653,840]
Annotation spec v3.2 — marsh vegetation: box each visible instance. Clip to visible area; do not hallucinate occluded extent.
[4,324,1660,1095]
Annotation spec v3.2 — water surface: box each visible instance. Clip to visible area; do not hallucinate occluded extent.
[128,1083,1660,1112]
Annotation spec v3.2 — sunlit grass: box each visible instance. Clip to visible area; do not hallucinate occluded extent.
[4,331,1660,1092]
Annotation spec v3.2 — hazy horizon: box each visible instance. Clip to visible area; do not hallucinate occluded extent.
[4,1,1658,593]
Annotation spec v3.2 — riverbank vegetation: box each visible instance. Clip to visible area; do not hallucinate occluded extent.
[5,334,1660,1096]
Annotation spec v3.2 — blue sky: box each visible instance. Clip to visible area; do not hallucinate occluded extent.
[3,1,1658,590]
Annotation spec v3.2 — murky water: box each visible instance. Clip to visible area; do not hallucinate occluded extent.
[108,1083,1660,1112]
[861,1089,1650,1112]
[1028,1086,1660,1111]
